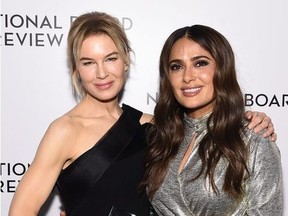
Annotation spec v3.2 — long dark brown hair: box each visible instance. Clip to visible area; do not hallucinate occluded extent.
[142,25,249,199]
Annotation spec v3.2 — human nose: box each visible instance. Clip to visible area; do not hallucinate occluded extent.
[183,67,196,83]
[95,65,109,79]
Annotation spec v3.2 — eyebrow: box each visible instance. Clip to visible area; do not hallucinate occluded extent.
[79,51,119,61]
[191,55,212,61]
[169,55,211,64]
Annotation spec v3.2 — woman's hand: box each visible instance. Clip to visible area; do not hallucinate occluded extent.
[245,111,276,142]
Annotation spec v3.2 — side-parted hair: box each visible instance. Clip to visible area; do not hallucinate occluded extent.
[143,25,249,200]
[67,11,132,98]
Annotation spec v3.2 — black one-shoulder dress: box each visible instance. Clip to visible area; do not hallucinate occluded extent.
[57,104,151,216]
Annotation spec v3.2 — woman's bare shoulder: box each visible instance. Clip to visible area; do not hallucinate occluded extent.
[49,114,75,131]
[140,113,154,125]
[43,113,80,146]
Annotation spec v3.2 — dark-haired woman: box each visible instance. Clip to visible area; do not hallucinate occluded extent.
[143,25,282,215]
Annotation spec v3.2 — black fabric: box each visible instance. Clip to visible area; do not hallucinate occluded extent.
[57,104,151,216]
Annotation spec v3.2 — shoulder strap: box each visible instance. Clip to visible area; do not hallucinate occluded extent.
[122,103,142,123]
[88,104,142,183]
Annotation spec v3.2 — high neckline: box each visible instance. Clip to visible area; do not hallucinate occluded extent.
[184,112,211,134]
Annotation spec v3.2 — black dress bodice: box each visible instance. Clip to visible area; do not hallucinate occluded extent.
[57,104,151,216]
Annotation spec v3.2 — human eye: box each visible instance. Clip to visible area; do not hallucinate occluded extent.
[195,60,209,67]
[82,60,94,66]
[80,58,95,67]
[107,57,117,61]
[106,55,118,62]
[169,63,183,71]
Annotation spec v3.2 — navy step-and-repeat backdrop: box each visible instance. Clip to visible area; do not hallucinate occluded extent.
[1,0,287,215]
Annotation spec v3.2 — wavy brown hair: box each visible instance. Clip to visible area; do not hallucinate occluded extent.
[142,25,249,199]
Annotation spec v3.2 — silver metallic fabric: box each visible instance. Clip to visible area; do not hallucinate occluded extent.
[151,114,283,215]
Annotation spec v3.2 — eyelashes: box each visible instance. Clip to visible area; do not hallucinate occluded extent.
[106,56,118,62]
[80,55,119,67]
[195,60,209,67]
[82,61,94,66]
[169,63,183,71]
[169,60,209,72]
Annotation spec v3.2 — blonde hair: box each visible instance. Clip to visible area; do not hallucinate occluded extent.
[67,11,132,98]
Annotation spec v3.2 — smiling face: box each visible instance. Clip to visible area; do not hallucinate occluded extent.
[76,34,128,102]
[168,37,216,118]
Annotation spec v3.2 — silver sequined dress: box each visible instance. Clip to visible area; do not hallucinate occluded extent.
[151,114,283,216]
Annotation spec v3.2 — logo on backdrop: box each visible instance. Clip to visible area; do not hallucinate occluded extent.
[147,92,159,105]
[0,13,133,47]
[0,162,30,193]
[146,92,288,107]
[245,93,288,107]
